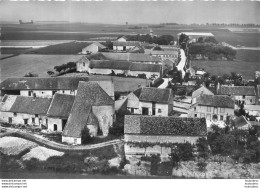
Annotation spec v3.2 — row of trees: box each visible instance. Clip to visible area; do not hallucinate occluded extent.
[126,34,174,45]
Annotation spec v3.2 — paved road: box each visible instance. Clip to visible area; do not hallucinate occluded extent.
[0,127,123,152]
[158,78,171,89]
[176,49,186,78]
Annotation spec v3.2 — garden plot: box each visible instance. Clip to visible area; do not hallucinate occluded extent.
[0,136,38,156]
[22,146,64,161]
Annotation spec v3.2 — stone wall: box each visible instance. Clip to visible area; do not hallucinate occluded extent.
[62,136,81,145]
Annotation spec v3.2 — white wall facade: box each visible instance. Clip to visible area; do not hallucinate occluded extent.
[89,68,126,75]
[234,95,256,105]
[139,101,169,116]
[0,111,48,126]
[87,124,98,137]
[47,118,63,132]
[21,90,76,98]
[129,71,160,80]
[62,136,81,145]
[92,105,115,136]
[76,58,90,72]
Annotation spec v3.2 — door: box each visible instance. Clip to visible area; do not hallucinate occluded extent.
[54,124,57,131]
[8,117,12,124]
[142,107,149,115]
[123,46,126,51]
[24,119,28,125]
[62,119,67,131]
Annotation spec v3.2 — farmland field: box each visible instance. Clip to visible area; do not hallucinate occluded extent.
[0,54,82,81]
[192,60,259,80]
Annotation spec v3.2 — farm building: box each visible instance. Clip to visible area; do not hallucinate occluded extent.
[62,82,115,145]
[116,36,127,42]
[81,42,107,54]
[46,93,75,132]
[192,85,214,99]
[0,77,114,100]
[189,94,235,122]
[0,95,51,127]
[113,41,142,52]
[79,60,162,80]
[124,115,207,159]
[177,32,214,44]
[125,87,173,116]
[217,85,256,105]
[144,49,179,60]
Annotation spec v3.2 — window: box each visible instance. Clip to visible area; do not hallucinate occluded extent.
[194,114,197,117]
[206,114,211,120]
[200,113,205,118]
[220,108,225,113]
[8,117,12,124]
[220,116,224,121]
[250,99,252,103]
[13,112,17,117]
[131,108,134,113]
[42,91,44,94]
[83,62,85,67]
[158,109,162,113]
[32,118,35,124]
[207,106,211,112]
[63,90,65,94]
[194,107,197,111]
[243,95,245,99]
[35,114,38,117]
[152,108,156,115]
[28,91,33,96]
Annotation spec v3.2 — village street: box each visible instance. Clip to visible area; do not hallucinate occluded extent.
[0,126,123,152]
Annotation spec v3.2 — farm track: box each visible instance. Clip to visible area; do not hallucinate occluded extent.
[0,128,123,152]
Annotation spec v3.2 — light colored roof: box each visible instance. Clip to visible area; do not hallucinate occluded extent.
[1,95,51,115]
[124,115,207,136]
[192,86,214,98]
[219,86,256,96]
[113,41,142,46]
[82,42,107,51]
[244,105,260,111]
[115,98,127,111]
[178,32,214,37]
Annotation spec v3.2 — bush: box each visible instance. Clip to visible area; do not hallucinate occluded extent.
[196,137,211,160]
[109,122,124,137]
[150,154,161,175]
[197,161,207,172]
[81,126,93,144]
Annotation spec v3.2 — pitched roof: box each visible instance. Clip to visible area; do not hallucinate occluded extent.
[124,115,207,136]
[82,42,107,51]
[87,112,99,125]
[0,95,18,112]
[192,86,214,98]
[46,93,75,119]
[113,41,142,46]
[233,116,250,128]
[197,94,234,108]
[0,77,89,91]
[133,87,172,104]
[62,82,114,138]
[149,50,178,55]
[101,52,161,62]
[1,95,51,115]
[130,63,161,73]
[89,60,131,70]
[219,86,256,96]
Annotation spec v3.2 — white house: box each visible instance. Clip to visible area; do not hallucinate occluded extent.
[124,115,207,159]
[62,82,115,145]
[81,42,107,54]
[126,87,173,116]
[0,95,51,127]
[113,41,142,51]
[189,94,235,122]
[217,85,256,105]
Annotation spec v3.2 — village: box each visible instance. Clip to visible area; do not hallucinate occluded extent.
[0,30,260,179]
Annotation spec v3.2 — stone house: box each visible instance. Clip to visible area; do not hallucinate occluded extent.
[126,87,173,116]
[192,85,214,99]
[62,82,115,145]
[0,77,115,100]
[124,115,207,159]
[81,42,107,54]
[46,93,75,132]
[0,95,51,127]
[189,94,235,122]
[217,85,256,105]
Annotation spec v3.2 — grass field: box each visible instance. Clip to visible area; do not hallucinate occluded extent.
[0,54,82,81]
[235,49,260,62]
[192,60,259,80]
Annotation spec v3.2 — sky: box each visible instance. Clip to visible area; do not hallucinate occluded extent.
[0,1,260,25]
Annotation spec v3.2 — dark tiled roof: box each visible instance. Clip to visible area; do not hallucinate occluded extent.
[86,53,107,60]
[47,93,75,119]
[130,63,161,73]
[137,87,172,104]
[87,112,99,125]
[133,88,142,98]
[0,77,89,90]
[124,115,207,136]
[220,86,256,96]
[233,116,249,128]
[4,95,52,115]
[89,60,131,70]
[197,94,234,108]
[101,52,161,62]
[113,41,142,46]
[62,82,114,138]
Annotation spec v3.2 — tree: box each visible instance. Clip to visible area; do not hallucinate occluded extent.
[24,72,38,77]
[196,138,210,160]
[169,148,180,169]
[81,126,93,144]
[179,33,189,47]
[47,70,55,76]
[150,154,161,175]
